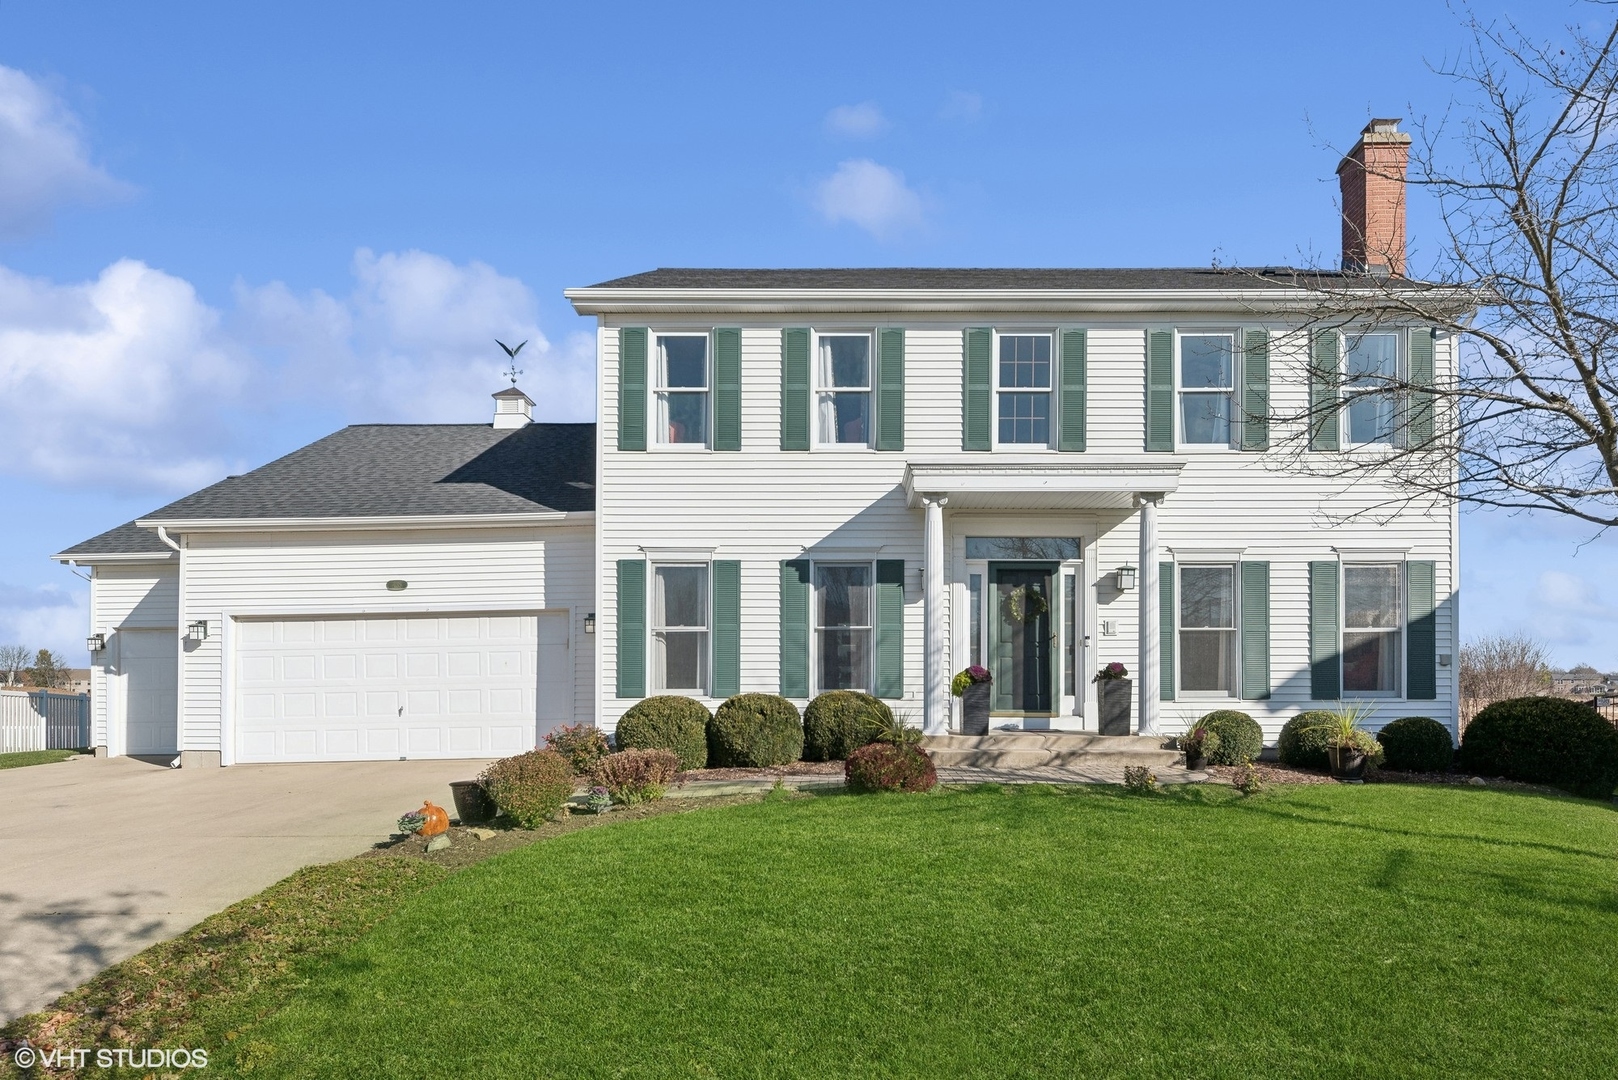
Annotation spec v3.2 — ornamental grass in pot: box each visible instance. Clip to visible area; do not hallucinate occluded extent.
[1325,703,1385,783]
[1178,721,1221,771]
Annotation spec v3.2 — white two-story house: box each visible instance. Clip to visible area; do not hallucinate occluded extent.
[56,120,1461,765]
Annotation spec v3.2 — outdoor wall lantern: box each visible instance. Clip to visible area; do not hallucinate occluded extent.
[1114,564,1138,591]
[584,612,596,634]
[186,620,209,641]
[86,633,106,653]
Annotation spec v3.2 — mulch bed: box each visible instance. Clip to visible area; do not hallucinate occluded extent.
[675,760,845,783]
[1205,760,1570,797]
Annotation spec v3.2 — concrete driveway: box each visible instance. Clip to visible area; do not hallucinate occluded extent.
[0,754,490,1023]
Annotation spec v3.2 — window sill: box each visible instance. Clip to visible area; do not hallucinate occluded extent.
[811,443,875,452]
[650,444,712,453]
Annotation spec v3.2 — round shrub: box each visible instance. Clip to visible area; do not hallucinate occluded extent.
[845,742,937,793]
[1200,710,1263,765]
[592,748,681,804]
[802,691,892,761]
[708,693,804,768]
[1377,716,1454,773]
[616,695,711,770]
[543,722,610,776]
[1277,711,1337,770]
[1460,697,1618,799]
[478,748,574,828]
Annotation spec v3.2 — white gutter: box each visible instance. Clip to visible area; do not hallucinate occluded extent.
[51,550,177,564]
[135,510,594,534]
[156,526,182,551]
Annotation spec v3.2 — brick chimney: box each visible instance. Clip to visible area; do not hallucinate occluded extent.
[1337,118,1412,276]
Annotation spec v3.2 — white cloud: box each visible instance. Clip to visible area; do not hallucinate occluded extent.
[0,582,88,665]
[0,259,246,491]
[812,159,926,240]
[1528,569,1618,649]
[823,102,889,139]
[940,90,983,123]
[0,66,129,238]
[234,248,595,425]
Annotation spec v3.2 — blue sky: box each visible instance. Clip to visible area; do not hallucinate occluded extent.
[1,0,1614,669]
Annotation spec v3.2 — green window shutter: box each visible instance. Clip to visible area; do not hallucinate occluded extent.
[1146,330,1174,452]
[779,561,810,698]
[711,560,741,699]
[1159,562,1176,701]
[875,328,905,451]
[1309,561,1341,700]
[615,559,646,698]
[618,327,648,452]
[1058,329,1087,452]
[1406,560,1438,700]
[713,327,742,451]
[1407,328,1436,447]
[1242,330,1270,451]
[875,559,905,698]
[780,328,810,451]
[1240,561,1271,700]
[963,328,992,451]
[1310,332,1341,452]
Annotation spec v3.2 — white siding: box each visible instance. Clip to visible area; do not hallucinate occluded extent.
[597,316,1459,741]
[88,562,178,750]
[176,526,594,755]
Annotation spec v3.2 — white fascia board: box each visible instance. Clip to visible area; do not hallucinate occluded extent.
[564,286,1476,317]
[51,551,178,565]
[135,510,593,534]
[904,458,1185,507]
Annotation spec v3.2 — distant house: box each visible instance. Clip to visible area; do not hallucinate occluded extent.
[1549,669,1618,697]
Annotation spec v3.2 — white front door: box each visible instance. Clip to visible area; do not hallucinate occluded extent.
[118,628,178,755]
[234,612,566,763]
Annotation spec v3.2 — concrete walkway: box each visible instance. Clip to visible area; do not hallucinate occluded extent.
[0,754,489,1024]
[937,763,1210,786]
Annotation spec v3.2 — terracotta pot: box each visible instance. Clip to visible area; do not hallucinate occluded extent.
[1328,745,1368,783]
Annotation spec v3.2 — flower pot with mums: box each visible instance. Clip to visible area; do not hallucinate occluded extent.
[951,665,993,735]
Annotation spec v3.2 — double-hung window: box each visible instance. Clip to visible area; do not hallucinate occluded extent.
[1179,332,1235,446]
[816,334,871,445]
[1343,563,1401,694]
[652,564,708,693]
[815,563,872,692]
[1344,333,1400,445]
[997,334,1052,445]
[655,334,708,446]
[1179,564,1237,694]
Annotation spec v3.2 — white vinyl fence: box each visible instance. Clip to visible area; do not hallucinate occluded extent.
[0,690,91,753]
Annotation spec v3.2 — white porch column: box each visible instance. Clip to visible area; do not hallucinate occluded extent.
[1136,493,1161,737]
[922,495,949,735]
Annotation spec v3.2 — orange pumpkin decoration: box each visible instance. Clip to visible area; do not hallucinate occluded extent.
[416,801,449,838]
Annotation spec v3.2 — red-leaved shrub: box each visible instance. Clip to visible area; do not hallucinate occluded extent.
[479,749,575,827]
[845,742,937,793]
[545,722,610,776]
[592,748,681,804]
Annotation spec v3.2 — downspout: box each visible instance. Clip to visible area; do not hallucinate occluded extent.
[156,527,181,552]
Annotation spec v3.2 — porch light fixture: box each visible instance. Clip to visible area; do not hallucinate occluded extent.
[186,620,209,641]
[86,633,106,653]
[1114,564,1137,591]
[584,612,596,634]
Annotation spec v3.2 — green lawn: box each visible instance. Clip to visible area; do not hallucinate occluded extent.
[0,748,81,769]
[222,784,1616,1078]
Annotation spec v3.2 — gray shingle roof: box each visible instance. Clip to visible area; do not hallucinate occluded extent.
[141,423,595,521]
[56,520,173,559]
[582,267,1416,290]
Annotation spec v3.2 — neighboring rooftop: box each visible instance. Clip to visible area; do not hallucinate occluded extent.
[579,267,1418,291]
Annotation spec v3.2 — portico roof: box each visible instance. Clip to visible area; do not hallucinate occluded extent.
[903,458,1185,511]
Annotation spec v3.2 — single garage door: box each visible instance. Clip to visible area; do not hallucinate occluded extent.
[118,628,178,755]
[234,612,569,763]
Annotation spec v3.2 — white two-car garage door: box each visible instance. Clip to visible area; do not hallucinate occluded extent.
[234,612,569,763]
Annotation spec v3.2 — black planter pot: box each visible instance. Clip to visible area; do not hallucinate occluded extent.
[960,681,991,735]
[1184,749,1206,771]
[1327,746,1368,783]
[1098,678,1132,736]
[449,780,495,824]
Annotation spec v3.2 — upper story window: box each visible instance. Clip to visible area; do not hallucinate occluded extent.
[652,564,708,693]
[656,334,708,445]
[1179,332,1235,446]
[1343,563,1401,695]
[1344,333,1400,445]
[997,334,1052,445]
[1179,564,1237,694]
[815,563,872,692]
[817,334,871,445]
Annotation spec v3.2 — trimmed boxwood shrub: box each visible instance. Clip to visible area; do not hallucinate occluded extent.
[478,748,574,828]
[1278,711,1337,770]
[845,742,937,793]
[708,693,804,768]
[1200,710,1263,765]
[1377,716,1454,773]
[616,695,711,770]
[1459,696,1618,799]
[803,691,891,761]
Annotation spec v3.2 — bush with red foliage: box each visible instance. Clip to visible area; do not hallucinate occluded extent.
[844,742,937,793]
[592,748,681,804]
